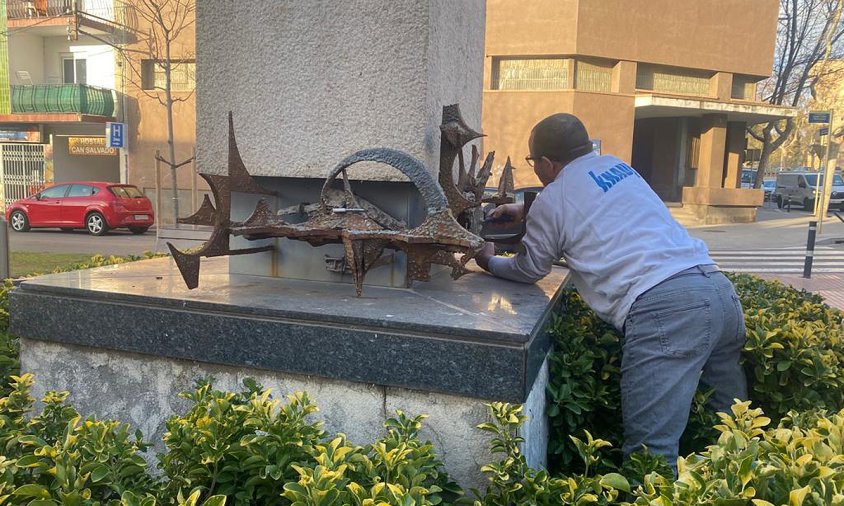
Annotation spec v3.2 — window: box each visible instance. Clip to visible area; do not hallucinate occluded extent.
[67,184,95,197]
[109,185,143,198]
[62,58,87,84]
[731,75,758,100]
[40,185,69,198]
[636,64,712,96]
[493,58,569,90]
[575,60,612,92]
[803,174,844,187]
[141,60,195,92]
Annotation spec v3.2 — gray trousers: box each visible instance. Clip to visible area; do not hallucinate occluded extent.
[620,266,747,469]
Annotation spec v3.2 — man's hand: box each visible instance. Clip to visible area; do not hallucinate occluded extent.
[475,242,496,272]
[489,202,526,224]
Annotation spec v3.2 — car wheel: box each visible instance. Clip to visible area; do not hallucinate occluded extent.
[128,226,149,235]
[9,210,29,232]
[804,198,814,210]
[86,212,109,236]
[776,196,783,208]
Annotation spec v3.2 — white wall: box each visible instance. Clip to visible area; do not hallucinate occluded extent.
[42,37,114,88]
[79,0,113,21]
[8,33,45,84]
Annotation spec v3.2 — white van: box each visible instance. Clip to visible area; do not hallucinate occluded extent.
[774,171,844,210]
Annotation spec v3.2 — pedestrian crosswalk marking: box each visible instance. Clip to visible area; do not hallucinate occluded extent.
[709,246,844,273]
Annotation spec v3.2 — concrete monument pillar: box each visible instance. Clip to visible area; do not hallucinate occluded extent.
[698,113,728,188]
[196,1,484,181]
[724,121,747,189]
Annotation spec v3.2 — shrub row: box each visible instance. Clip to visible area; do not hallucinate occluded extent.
[545,273,844,476]
[2,256,844,504]
[3,373,844,505]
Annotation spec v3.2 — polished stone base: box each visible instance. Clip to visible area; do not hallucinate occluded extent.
[12,257,567,488]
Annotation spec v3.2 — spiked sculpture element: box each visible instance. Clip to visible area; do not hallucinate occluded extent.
[438,104,514,234]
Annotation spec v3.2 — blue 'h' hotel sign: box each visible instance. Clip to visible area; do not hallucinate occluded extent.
[106,122,125,148]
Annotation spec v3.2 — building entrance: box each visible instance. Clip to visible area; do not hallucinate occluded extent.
[0,143,46,210]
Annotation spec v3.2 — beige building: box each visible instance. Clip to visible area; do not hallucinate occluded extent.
[119,0,197,226]
[483,0,795,223]
[807,60,844,169]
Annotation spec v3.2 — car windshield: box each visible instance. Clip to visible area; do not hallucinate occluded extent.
[741,170,756,184]
[763,180,775,188]
[803,174,844,187]
[108,185,144,198]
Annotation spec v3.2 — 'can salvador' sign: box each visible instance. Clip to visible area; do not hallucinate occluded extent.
[68,137,118,156]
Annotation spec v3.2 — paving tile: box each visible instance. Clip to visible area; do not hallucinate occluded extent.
[757,273,844,311]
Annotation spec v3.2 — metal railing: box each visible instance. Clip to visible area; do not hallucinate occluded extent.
[7,0,72,18]
[7,0,113,20]
[10,84,115,117]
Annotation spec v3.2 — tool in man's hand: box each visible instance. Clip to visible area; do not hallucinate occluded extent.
[481,191,539,244]
[483,213,514,224]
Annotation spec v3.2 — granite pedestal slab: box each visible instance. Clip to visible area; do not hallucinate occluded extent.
[12,257,568,489]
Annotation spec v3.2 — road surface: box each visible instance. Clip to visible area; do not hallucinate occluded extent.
[9,228,166,257]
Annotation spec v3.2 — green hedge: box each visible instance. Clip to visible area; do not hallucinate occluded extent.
[545,273,844,476]
[3,375,844,505]
[2,258,844,505]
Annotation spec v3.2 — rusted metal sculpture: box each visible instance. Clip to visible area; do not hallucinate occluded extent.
[438,104,514,233]
[168,104,515,295]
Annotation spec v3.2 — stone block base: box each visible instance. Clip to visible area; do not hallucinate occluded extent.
[21,338,549,491]
[684,203,758,224]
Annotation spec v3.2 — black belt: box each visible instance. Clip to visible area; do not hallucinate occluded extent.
[670,264,721,278]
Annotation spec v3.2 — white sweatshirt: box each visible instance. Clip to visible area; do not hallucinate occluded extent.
[488,152,714,330]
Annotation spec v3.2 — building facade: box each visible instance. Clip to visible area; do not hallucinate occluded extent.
[807,60,844,170]
[0,0,197,225]
[118,0,197,226]
[483,0,795,223]
[0,0,121,208]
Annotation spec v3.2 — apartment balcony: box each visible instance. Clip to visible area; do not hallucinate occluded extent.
[6,0,118,36]
[7,0,74,18]
[0,84,116,124]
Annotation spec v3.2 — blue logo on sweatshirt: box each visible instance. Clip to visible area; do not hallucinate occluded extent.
[588,163,641,193]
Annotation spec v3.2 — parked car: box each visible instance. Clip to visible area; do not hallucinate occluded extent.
[740,168,756,189]
[762,178,776,201]
[773,171,844,210]
[6,181,155,236]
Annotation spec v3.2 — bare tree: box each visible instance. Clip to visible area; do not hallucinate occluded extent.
[134,0,195,227]
[79,0,195,226]
[750,0,844,187]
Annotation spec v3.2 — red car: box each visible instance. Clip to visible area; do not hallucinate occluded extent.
[6,181,155,236]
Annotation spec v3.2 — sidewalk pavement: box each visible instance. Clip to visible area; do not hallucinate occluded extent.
[684,204,844,311]
[688,204,844,250]
[756,273,844,311]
